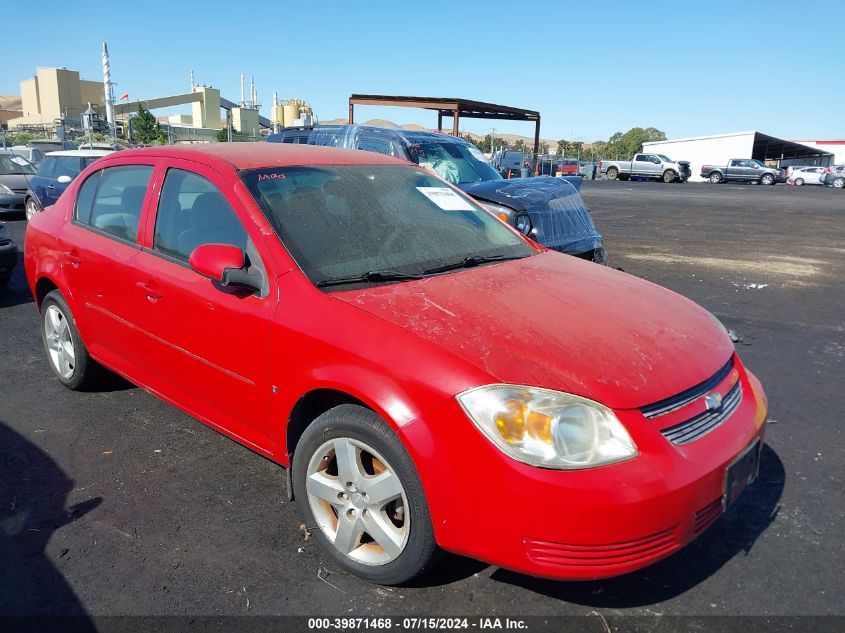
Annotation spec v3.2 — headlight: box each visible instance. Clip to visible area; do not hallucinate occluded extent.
[482,201,515,224]
[514,213,532,235]
[457,385,638,469]
[0,184,13,195]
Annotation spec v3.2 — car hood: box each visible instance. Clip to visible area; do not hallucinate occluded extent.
[459,177,600,254]
[334,252,733,410]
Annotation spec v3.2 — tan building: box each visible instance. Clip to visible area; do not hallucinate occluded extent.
[231,107,259,135]
[9,67,104,129]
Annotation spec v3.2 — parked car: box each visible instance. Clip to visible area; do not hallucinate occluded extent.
[25,150,112,220]
[700,159,785,185]
[0,153,36,215]
[787,166,826,186]
[269,126,606,263]
[555,158,580,177]
[821,165,845,189]
[491,149,529,177]
[6,145,47,166]
[25,142,768,584]
[77,142,127,151]
[27,139,78,152]
[599,153,691,183]
[0,221,17,286]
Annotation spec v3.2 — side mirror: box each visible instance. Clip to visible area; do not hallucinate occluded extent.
[189,244,245,281]
[189,244,263,293]
[57,175,72,184]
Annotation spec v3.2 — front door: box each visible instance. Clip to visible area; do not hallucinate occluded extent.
[129,161,278,452]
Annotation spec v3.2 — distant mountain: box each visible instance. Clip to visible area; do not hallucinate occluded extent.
[0,95,22,111]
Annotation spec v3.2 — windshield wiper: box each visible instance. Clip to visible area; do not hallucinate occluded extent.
[315,269,424,288]
[423,254,528,276]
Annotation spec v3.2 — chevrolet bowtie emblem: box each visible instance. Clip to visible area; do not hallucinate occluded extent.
[704,392,723,412]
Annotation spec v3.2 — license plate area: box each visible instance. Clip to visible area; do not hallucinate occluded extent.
[723,439,761,511]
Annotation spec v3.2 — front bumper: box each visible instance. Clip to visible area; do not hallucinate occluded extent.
[402,366,767,580]
[0,193,25,214]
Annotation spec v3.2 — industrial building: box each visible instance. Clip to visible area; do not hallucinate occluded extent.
[643,131,835,182]
[7,67,105,130]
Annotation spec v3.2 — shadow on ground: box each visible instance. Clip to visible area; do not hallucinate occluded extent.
[491,444,785,607]
[0,419,99,627]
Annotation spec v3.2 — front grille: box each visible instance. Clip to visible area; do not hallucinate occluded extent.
[641,356,734,419]
[524,526,678,569]
[660,382,742,445]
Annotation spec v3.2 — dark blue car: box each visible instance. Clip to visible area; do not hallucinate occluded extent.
[25,150,112,220]
[267,125,606,263]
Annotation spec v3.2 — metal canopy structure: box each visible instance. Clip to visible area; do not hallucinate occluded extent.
[751,132,834,167]
[348,94,542,156]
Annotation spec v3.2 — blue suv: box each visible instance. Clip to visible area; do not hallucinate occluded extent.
[267,125,606,263]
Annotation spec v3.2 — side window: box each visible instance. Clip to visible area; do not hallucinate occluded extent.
[83,165,153,242]
[634,154,646,162]
[36,157,57,178]
[355,134,396,156]
[730,160,742,167]
[74,171,101,224]
[54,156,85,179]
[153,169,247,263]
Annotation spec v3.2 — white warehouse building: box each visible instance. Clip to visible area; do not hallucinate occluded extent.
[643,131,835,182]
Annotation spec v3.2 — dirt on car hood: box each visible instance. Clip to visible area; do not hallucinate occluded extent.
[334,252,734,410]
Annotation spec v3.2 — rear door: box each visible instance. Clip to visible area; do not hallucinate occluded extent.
[57,160,156,375]
[129,159,278,451]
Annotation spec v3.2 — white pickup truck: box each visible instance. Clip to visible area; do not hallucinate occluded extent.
[599,153,691,183]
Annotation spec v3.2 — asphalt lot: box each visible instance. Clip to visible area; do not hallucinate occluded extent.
[1,180,843,623]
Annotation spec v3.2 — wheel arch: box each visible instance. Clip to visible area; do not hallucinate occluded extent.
[34,275,60,312]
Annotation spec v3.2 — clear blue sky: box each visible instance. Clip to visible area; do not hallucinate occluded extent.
[4,1,843,142]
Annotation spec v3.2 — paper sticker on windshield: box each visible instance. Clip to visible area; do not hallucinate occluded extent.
[416,187,474,211]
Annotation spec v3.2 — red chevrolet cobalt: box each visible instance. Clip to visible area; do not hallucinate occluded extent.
[25,144,767,584]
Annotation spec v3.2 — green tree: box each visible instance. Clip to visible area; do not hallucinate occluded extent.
[539,142,549,155]
[131,103,166,144]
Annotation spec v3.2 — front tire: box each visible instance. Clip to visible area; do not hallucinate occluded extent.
[25,197,42,221]
[662,170,677,183]
[709,172,722,184]
[293,404,438,585]
[41,290,103,390]
[761,174,775,185]
[794,178,804,186]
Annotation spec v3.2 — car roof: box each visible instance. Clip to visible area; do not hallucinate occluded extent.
[45,149,113,157]
[110,142,408,170]
[277,124,471,146]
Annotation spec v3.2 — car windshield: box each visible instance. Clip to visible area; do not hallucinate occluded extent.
[240,164,533,288]
[0,154,36,175]
[750,160,765,168]
[404,141,501,185]
[657,154,673,162]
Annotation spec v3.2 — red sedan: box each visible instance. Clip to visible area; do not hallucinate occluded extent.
[24,143,768,585]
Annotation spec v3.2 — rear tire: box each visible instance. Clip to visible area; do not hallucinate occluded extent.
[662,170,677,183]
[606,167,618,181]
[293,404,439,585]
[40,290,104,390]
[709,172,722,184]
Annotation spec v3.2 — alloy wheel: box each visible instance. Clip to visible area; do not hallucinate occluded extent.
[306,437,409,566]
[44,305,75,379]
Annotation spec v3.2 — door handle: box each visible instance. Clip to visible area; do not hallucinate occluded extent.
[47,185,55,189]
[136,281,163,301]
[63,251,82,267]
